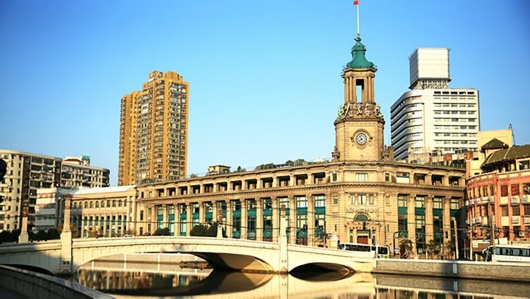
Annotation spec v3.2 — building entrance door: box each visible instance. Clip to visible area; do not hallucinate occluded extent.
[357,235,369,244]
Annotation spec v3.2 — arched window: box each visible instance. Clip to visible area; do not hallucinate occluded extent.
[101,200,104,208]
[95,201,99,208]
[118,200,122,207]
[90,201,93,208]
[112,200,116,207]
[107,200,110,207]
[84,201,88,209]
[73,202,77,209]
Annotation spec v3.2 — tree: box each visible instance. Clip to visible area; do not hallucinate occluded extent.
[426,239,441,259]
[153,227,171,236]
[57,223,81,238]
[47,228,60,240]
[444,239,456,260]
[190,223,220,237]
[190,224,209,236]
[36,230,48,241]
[399,238,413,258]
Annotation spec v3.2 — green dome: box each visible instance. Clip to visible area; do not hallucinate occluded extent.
[346,35,375,69]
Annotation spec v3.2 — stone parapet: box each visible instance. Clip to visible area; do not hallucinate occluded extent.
[373,259,530,282]
[0,265,113,299]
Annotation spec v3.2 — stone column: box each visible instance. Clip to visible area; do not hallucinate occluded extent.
[425,196,434,249]
[186,203,192,236]
[241,200,248,239]
[289,197,297,244]
[212,202,218,224]
[226,200,232,238]
[443,197,452,245]
[175,204,181,236]
[216,206,223,238]
[407,195,417,256]
[130,195,137,235]
[256,198,263,241]
[307,195,315,246]
[279,204,288,274]
[199,202,205,225]
[60,193,73,274]
[151,205,157,233]
[163,204,169,229]
[272,197,279,242]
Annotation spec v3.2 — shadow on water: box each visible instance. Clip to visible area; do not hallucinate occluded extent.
[290,264,355,281]
[95,270,274,297]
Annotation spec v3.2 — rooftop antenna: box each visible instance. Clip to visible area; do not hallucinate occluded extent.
[354,0,360,36]
[509,123,516,145]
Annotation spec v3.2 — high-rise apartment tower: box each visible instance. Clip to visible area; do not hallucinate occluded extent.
[390,48,480,161]
[118,71,189,185]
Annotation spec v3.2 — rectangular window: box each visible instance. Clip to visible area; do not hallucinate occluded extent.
[358,194,367,205]
[296,196,307,208]
[433,197,442,209]
[511,184,520,196]
[314,195,326,207]
[415,196,425,208]
[524,183,530,195]
[398,196,407,208]
[501,206,509,216]
[140,210,144,221]
[333,196,338,205]
[450,199,459,209]
[501,185,509,196]
[356,173,368,182]
[513,205,520,216]
[279,197,290,209]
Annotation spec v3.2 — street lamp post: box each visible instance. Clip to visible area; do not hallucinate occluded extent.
[392,231,399,257]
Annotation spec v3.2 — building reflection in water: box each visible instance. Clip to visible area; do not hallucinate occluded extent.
[75,261,530,298]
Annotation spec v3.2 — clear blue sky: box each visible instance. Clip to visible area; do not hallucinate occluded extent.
[1,0,529,185]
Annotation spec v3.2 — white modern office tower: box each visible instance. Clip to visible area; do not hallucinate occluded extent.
[390,48,480,161]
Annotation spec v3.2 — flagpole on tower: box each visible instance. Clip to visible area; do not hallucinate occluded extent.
[354,0,360,36]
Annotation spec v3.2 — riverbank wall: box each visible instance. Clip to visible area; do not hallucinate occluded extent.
[0,265,113,299]
[373,259,530,282]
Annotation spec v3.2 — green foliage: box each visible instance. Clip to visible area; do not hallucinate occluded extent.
[0,229,20,243]
[426,239,441,256]
[190,223,219,237]
[47,229,60,240]
[37,230,48,241]
[153,227,171,236]
[399,238,413,253]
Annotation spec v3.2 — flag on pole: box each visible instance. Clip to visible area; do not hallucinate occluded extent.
[354,0,359,5]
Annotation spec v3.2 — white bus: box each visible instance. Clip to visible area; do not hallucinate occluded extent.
[338,243,390,258]
[482,244,530,263]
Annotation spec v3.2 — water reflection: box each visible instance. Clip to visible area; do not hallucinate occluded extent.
[75,260,530,298]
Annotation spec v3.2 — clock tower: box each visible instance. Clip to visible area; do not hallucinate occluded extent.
[332,34,385,162]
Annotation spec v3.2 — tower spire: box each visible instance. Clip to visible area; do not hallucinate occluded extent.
[354,0,360,36]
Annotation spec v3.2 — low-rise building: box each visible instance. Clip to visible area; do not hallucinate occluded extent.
[0,150,110,232]
[466,143,530,255]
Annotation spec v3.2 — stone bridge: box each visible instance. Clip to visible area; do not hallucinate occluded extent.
[0,236,375,275]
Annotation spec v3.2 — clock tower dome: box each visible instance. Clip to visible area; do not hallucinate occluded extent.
[332,34,385,162]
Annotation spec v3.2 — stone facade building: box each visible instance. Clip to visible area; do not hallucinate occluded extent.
[73,34,467,257]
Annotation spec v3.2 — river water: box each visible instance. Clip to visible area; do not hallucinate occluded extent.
[74,255,530,299]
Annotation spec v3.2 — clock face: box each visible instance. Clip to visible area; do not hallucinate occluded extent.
[356,132,368,145]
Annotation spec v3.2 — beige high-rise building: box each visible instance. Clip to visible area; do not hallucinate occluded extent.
[119,71,189,186]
